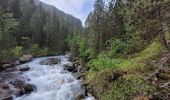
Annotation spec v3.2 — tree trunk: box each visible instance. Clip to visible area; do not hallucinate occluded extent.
[157,6,168,50]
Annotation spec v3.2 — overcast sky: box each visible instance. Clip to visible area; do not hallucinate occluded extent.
[39,0,94,24]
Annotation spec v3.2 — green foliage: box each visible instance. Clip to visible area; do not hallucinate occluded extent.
[0,13,18,49]
[11,46,23,58]
[88,54,116,70]
[30,43,39,53]
[108,39,129,57]
[0,46,23,61]
[69,35,96,61]
[101,77,154,100]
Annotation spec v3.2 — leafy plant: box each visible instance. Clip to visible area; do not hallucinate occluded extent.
[89,54,116,70]
[108,39,129,57]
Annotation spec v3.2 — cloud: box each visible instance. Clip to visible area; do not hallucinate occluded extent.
[39,0,94,24]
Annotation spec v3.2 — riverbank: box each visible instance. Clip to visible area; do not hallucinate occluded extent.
[76,42,170,100]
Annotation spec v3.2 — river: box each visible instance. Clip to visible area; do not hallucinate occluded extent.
[14,55,95,100]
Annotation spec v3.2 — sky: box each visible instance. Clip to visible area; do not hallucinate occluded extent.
[39,0,94,24]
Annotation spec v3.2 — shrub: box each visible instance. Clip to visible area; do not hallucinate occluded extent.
[88,54,116,70]
[30,43,39,52]
[108,39,129,57]
[11,46,23,58]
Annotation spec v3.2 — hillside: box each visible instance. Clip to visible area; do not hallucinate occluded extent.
[0,0,82,61]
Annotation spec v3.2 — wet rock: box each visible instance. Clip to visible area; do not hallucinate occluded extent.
[0,85,13,100]
[84,84,94,96]
[14,89,25,97]
[3,68,18,73]
[40,58,60,65]
[19,55,32,64]
[10,79,25,89]
[63,63,77,73]
[2,96,13,100]
[18,65,30,72]
[24,84,36,93]
[72,73,82,80]
[1,84,10,90]
[75,94,85,100]
[1,64,14,71]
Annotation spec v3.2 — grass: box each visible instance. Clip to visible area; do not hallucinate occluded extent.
[115,41,162,73]
[85,41,163,99]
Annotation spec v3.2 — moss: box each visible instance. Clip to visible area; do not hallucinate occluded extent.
[85,41,163,99]
[115,41,163,73]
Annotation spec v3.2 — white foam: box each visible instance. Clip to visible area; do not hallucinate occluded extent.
[14,56,94,100]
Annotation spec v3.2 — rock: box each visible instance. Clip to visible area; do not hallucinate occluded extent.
[75,94,85,100]
[24,84,36,93]
[14,89,25,97]
[3,68,18,72]
[19,55,32,64]
[1,64,14,70]
[10,79,25,89]
[40,58,60,65]
[18,65,30,72]
[2,96,13,100]
[84,84,94,96]
[1,84,10,90]
[63,63,77,73]
[72,73,82,80]
[0,85,13,100]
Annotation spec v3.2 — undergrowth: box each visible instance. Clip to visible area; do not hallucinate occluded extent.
[85,41,163,99]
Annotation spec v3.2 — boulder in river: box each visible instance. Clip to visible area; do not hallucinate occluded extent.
[2,96,13,100]
[40,58,61,65]
[1,64,14,71]
[3,68,18,73]
[18,65,30,72]
[19,55,32,64]
[75,94,85,100]
[0,84,13,100]
[63,63,77,73]
[9,79,25,89]
[24,84,36,93]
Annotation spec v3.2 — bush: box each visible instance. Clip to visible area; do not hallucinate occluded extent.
[108,39,129,57]
[30,43,39,52]
[88,54,116,70]
[0,46,23,62]
[11,46,23,58]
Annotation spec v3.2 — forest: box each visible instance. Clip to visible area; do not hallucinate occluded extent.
[0,0,170,100]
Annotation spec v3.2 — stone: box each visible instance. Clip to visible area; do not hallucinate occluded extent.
[75,94,85,100]
[10,79,25,89]
[63,63,77,73]
[1,64,14,70]
[1,84,10,90]
[19,55,32,64]
[18,65,30,72]
[14,89,25,97]
[24,84,36,93]
[2,96,13,100]
[40,58,60,65]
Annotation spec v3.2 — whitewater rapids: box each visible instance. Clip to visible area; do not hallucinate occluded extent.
[14,55,95,100]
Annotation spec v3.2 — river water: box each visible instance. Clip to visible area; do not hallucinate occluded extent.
[14,55,95,100]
